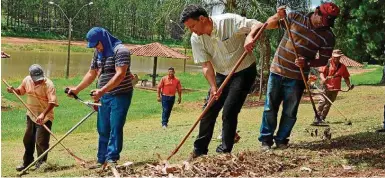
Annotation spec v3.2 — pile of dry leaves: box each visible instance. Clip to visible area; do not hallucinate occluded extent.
[94,151,308,177]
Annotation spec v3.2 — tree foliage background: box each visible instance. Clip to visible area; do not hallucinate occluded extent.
[1,0,384,66]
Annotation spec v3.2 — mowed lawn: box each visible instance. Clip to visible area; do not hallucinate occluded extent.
[1,67,385,176]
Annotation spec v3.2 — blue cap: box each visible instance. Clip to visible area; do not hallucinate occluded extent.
[86,27,122,58]
[87,40,98,48]
[86,27,101,48]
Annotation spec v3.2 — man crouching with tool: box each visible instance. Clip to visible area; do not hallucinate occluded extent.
[66,27,133,169]
[6,64,58,171]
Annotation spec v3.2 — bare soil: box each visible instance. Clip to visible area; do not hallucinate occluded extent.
[2,37,143,50]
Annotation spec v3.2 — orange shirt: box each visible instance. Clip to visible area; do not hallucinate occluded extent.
[158,76,181,96]
[320,61,350,91]
[18,76,59,121]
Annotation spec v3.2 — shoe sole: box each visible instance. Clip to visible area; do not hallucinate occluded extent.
[310,123,330,127]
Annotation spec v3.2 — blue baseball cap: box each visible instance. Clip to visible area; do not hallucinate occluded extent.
[86,27,101,48]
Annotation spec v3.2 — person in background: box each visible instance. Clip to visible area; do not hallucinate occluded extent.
[314,49,352,125]
[157,67,182,128]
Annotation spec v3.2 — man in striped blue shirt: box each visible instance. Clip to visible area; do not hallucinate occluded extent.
[67,27,133,167]
[259,2,340,151]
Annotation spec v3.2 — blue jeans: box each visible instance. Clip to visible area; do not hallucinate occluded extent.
[258,73,305,145]
[161,95,175,126]
[97,92,132,163]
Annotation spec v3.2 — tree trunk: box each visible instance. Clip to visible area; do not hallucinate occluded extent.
[258,33,271,100]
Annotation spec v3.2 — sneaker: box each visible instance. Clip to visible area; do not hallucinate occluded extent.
[275,143,289,150]
[106,160,117,168]
[162,125,167,129]
[16,164,27,172]
[261,142,272,152]
[88,162,104,170]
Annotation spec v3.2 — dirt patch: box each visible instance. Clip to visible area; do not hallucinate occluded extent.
[2,37,143,50]
[1,97,20,111]
[348,67,376,75]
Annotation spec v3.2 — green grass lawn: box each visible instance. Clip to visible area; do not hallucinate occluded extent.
[2,69,385,176]
[350,65,383,86]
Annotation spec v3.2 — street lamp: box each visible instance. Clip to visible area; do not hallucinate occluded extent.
[49,1,93,79]
[170,20,188,73]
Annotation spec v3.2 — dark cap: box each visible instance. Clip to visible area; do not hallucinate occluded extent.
[29,64,45,82]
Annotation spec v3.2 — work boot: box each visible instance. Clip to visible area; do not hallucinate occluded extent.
[16,164,27,172]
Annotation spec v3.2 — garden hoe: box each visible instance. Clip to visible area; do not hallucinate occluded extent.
[165,22,268,161]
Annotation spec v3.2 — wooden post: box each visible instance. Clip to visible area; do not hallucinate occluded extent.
[152,56,158,87]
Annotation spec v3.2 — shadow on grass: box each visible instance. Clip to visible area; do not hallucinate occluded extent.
[42,163,77,172]
[354,83,385,87]
[293,131,385,169]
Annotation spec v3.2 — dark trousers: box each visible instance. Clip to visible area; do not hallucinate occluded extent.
[23,116,52,166]
[161,95,175,126]
[194,63,256,155]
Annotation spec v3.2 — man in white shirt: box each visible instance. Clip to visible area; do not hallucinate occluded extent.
[180,4,263,157]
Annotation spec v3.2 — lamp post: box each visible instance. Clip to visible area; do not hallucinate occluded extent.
[170,19,187,73]
[49,1,93,79]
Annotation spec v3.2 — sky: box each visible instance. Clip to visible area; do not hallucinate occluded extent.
[311,0,322,9]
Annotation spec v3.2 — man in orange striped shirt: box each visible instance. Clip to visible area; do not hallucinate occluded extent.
[7,64,58,171]
[157,67,182,128]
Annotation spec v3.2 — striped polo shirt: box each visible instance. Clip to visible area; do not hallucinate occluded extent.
[271,11,335,80]
[90,44,133,95]
[191,13,262,75]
